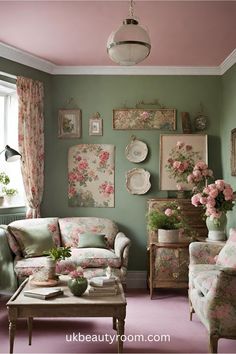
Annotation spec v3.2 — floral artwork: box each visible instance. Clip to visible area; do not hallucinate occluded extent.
[160,134,208,191]
[113,109,176,130]
[68,144,115,207]
[58,110,81,138]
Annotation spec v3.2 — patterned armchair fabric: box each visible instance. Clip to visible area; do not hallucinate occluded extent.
[189,234,236,353]
[0,217,131,292]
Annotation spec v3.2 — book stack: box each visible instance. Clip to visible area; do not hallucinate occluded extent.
[88,276,118,297]
[24,287,63,300]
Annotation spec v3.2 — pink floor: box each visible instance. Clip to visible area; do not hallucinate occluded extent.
[0,289,235,354]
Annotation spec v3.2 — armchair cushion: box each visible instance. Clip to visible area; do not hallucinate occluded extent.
[216,229,236,268]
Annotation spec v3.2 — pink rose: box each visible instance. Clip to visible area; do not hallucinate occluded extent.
[187,174,194,183]
[78,160,88,170]
[165,208,173,216]
[215,179,225,191]
[185,144,192,151]
[206,197,216,207]
[173,160,181,169]
[191,194,201,207]
[209,189,219,198]
[200,196,207,205]
[195,161,207,170]
[176,183,183,191]
[176,141,184,149]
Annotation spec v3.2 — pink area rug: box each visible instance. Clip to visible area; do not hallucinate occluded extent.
[0,289,235,353]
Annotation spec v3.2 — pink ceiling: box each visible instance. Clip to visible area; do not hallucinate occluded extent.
[0,1,236,67]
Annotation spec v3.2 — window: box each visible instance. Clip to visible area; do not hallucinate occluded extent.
[0,80,25,207]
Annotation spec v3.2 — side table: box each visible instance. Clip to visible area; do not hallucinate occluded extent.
[147,241,190,299]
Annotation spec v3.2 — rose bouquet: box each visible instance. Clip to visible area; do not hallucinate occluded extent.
[187,161,214,193]
[165,141,201,190]
[191,179,234,220]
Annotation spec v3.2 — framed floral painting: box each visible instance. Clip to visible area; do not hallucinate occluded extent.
[231,128,236,176]
[113,109,176,130]
[89,118,103,136]
[160,134,208,191]
[58,109,81,138]
[68,144,115,207]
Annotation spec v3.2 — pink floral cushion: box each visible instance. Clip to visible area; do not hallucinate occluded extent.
[216,228,236,268]
[58,217,118,248]
[8,218,61,257]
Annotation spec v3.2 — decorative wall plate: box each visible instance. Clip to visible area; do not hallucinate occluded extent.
[125,139,148,163]
[126,168,151,195]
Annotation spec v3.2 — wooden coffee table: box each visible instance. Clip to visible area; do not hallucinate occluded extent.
[7,275,126,353]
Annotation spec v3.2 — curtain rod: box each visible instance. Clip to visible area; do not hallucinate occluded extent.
[0,71,17,79]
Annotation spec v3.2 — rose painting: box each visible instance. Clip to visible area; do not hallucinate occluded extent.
[68,144,115,207]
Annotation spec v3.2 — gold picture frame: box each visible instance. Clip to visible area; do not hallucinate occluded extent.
[113,109,176,130]
[231,128,236,176]
[58,109,81,138]
[89,118,103,136]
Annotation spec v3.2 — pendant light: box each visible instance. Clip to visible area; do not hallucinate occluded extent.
[107,0,151,66]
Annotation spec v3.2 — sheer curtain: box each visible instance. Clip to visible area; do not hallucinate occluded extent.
[16,77,44,218]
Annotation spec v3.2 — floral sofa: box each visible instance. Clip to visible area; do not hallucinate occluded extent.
[189,229,236,353]
[0,217,131,291]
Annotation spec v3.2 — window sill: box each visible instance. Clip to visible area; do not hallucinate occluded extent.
[0,205,26,214]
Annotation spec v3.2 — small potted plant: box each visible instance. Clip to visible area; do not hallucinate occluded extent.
[46,246,71,280]
[0,172,18,205]
[147,201,186,243]
[68,268,88,297]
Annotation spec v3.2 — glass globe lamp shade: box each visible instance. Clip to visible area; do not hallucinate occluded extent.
[107,19,151,66]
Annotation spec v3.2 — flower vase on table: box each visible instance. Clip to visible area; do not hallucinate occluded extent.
[191,179,235,242]
[68,269,88,296]
[206,213,227,241]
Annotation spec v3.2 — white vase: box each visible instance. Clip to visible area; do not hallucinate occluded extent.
[158,229,179,243]
[46,257,57,280]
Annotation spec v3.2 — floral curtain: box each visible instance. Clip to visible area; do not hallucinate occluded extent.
[16,77,44,218]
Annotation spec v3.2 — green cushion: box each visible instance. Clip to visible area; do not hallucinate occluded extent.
[8,224,54,258]
[78,233,107,248]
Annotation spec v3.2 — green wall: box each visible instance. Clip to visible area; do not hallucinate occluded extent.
[45,75,222,270]
[0,57,225,270]
[221,64,236,229]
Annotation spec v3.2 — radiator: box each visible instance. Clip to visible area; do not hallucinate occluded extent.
[0,213,26,225]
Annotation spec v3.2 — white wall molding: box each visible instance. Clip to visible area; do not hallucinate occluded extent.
[0,42,54,74]
[52,65,220,76]
[126,271,147,289]
[0,41,235,76]
[220,49,236,75]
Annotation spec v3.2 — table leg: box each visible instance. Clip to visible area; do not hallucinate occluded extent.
[117,318,125,353]
[27,317,33,345]
[9,321,16,354]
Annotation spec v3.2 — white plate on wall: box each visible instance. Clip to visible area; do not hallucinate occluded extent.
[125,139,148,163]
[126,168,151,195]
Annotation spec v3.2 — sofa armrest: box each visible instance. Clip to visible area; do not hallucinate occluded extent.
[189,242,223,265]
[0,226,18,293]
[114,232,131,259]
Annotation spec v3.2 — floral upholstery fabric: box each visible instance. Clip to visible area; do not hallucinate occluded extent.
[7,218,61,256]
[58,217,118,248]
[56,247,121,271]
[189,241,236,346]
[189,242,223,265]
[1,217,130,285]
[216,228,236,268]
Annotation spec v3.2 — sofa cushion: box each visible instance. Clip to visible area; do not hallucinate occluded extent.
[193,270,220,297]
[56,247,121,274]
[8,218,61,258]
[78,233,107,248]
[216,228,236,268]
[58,217,118,248]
